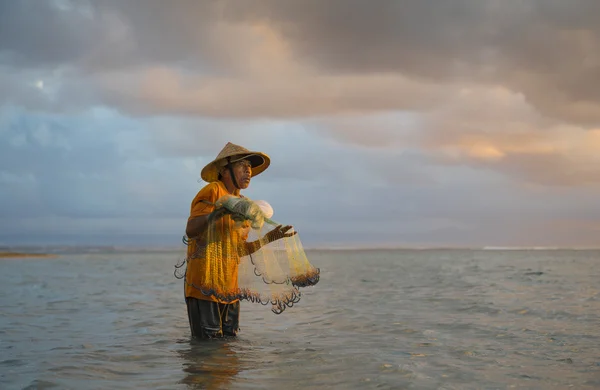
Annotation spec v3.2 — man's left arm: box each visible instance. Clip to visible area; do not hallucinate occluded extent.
[239,240,262,257]
[237,225,298,257]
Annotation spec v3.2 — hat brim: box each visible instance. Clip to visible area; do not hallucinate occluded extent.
[201,152,270,182]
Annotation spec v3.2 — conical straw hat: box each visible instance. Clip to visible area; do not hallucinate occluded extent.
[201,142,271,182]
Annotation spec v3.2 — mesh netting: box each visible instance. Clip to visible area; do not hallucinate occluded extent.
[174,195,319,314]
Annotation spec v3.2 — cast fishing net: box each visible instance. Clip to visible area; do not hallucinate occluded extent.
[174,195,320,314]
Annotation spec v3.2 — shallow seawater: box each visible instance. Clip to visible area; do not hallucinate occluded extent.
[1,249,599,389]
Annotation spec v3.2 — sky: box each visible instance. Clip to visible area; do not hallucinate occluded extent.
[1,0,600,248]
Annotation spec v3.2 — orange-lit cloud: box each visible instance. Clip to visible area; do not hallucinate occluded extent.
[314,85,600,186]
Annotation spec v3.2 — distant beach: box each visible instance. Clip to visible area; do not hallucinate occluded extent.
[0,252,57,259]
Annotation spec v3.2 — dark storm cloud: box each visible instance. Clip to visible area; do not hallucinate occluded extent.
[3,0,599,123]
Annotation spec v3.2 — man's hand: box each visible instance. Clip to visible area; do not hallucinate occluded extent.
[264,225,297,244]
[207,207,230,222]
[209,206,249,224]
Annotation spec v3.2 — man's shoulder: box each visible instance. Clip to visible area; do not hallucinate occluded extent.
[193,181,224,200]
[189,182,224,215]
[199,181,220,192]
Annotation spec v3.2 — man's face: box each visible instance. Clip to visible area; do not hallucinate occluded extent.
[224,159,252,189]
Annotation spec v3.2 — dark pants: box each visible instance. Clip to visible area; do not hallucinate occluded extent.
[185,297,240,339]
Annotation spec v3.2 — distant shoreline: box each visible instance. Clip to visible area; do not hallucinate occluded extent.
[0,252,58,259]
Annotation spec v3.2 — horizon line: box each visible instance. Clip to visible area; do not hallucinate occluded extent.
[3,244,600,251]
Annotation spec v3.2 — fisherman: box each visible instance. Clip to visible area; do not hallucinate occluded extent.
[183,142,295,339]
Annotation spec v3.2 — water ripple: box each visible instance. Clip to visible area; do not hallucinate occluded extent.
[1,250,599,389]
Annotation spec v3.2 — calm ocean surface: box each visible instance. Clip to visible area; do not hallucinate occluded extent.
[1,249,599,389]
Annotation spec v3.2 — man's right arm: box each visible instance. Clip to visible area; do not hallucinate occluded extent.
[186,204,229,239]
[185,214,211,239]
[186,184,219,240]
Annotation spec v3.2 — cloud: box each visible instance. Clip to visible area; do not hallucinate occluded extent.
[2,1,600,248]
[0,0,99,68]
[418,87,600,186]
[3,0,598,125]
[311,85,600,187]
[0,108,200,222]
[94,67,452,119]
[229,0,600,124]
[2,108,600,247]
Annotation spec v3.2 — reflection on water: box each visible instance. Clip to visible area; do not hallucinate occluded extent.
[178,339,242,390]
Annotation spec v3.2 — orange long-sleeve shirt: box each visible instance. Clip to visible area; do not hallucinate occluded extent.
[185,181,249,303]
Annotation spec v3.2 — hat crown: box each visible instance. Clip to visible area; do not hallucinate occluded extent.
[215,142,251,161]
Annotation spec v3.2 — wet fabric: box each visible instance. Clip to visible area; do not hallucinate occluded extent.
[185,297,240,339]
[184,181,244,303]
